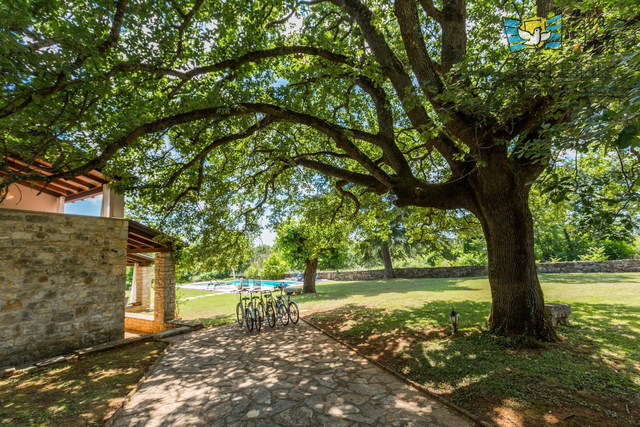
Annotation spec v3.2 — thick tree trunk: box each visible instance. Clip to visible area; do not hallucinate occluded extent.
[441,0,467,73]
[380,241,396,278]
[536,0,556,18]
[303,258,318,293]
[470,155,558,341]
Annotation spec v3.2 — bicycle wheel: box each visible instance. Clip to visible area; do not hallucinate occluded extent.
[254,305,262,332]
[288,301,300,324]
[265,304,276,328]
[244,307,254,332]
[236,302,244,327]
[277,301,289,326]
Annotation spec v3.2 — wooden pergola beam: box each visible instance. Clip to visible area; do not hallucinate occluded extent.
[127,247,172,254]
[2,155,113,199]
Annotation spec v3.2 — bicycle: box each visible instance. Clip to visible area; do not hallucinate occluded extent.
[261,289,278,328]
[235,288,254,332]
[248,286,263,332]
[272,286,289,325]
[274,284,299,324]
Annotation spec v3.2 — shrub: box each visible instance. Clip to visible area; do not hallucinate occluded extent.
[262,252,290,280]
[578,246,609,261]
[602,240,636,260]
[245,264,262,279]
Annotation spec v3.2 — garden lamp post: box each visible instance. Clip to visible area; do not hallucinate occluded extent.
[449,308,460,333]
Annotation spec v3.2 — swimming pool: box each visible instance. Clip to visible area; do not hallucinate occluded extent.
[184,279,299,290]
[226,279,297,287]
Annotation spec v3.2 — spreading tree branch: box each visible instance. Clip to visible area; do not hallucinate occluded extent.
[394,0,476,146]
[329,0,464,167]
[418,0,443,23]
[295,158,388,193]
[0,46,352,119]
[2,103,392,189]
[162,116,279,189]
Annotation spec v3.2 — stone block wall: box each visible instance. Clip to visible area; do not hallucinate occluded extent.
[536,259,640,273]
[153,252,176,333]
[124,312,156,334]
[134,265,152,309]
[319,259,640,281]
[0,209,128,368]
[320,266,487,281]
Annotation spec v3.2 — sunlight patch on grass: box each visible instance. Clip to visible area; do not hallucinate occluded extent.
[0,341,166,427]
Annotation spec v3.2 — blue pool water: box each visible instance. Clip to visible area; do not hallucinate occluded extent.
[226,279,297,287]
[188,279,298,289]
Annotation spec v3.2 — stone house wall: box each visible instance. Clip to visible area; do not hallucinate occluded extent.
[154,253,176,327]
[0,209,128,368]
[318,259,640,281]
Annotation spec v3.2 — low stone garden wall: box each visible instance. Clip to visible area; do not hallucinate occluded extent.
[124,312,156,334]
[318,259,640,281]
[536,259,640,273]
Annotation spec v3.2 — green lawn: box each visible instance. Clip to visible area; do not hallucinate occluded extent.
[178,272,640,323]
[177,273,640,426]
[176,288,239,325]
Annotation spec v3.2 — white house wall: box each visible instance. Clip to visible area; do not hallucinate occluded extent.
[0,184,59,213]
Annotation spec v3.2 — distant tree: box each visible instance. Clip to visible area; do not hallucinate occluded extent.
[171,232,252,278]
[533,149,640,260]
[355,207,412,278]
[275,217,350,293]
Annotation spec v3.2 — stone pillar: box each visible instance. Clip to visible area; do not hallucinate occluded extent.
[154,252,176,331]
[135,266,152,309]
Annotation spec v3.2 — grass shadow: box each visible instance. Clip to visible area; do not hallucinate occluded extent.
[294,277,489,304]
[538,272,640,285]
[0,341,166,427]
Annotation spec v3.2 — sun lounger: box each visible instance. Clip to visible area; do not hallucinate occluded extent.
[252,276,262,291]
[235,278,251,291]
[206,280,222,290]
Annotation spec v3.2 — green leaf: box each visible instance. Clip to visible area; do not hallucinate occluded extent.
[614,124,640,149]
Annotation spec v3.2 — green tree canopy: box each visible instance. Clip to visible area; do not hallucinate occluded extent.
[2,0,639,339]
[275,213,351,293]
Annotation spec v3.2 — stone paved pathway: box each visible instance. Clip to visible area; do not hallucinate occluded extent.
[112,321,475,427]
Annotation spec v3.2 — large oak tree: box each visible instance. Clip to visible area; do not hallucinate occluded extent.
[1,0,639,339]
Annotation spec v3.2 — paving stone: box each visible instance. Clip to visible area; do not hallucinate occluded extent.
[110,322,474,427]
[341,393,370,405]
[252,386,271,404]
[344,412,375,424]
[245,409,260,418]
[268,398,297,414]
[200,400,233,420]
[316,415,353,427]
[273,405,315,425]
[304,394,325,410]
[313,374,337,388]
